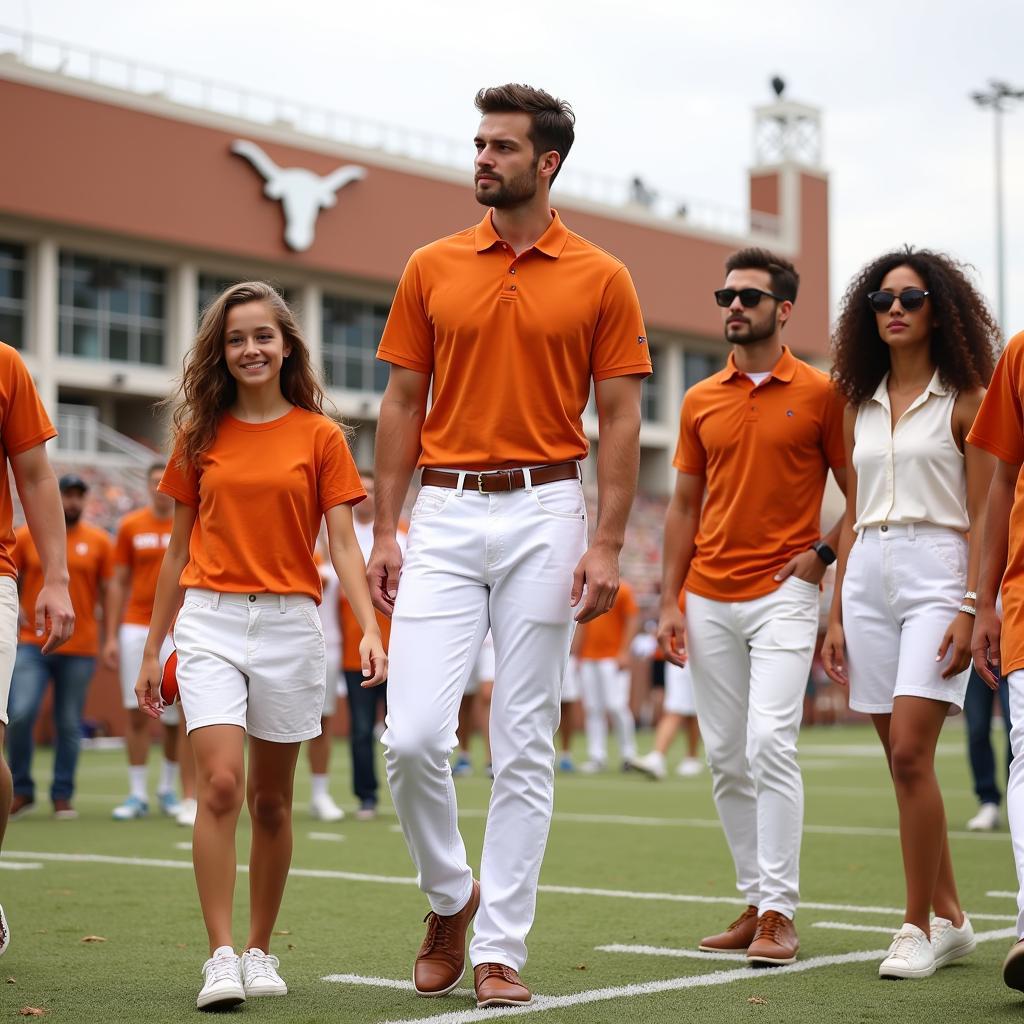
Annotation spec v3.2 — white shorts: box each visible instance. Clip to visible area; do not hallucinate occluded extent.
[844,524,970,715]
[119,623,179,725]
[323,643,340,717]
[561,654,582,702]
[664,660,696,716]
[172,589,326,742]
[0,577,18,726]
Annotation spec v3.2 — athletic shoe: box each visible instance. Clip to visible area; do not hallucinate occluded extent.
[879,923,935,979]
[452,754,472,777]
[1003,938,1024,992]
[676,757,704,777]
[966,802,1000,831]
[747,911,799,966]
[176,797,198,828]
[355,799,377,821]
[310,793,345,822]
[579,759,605,775]
[0,904,9,957]
[52,799,78,820]
[626,750,667,780]
[240,947,288,997]
[9,795,35,820]
[112,795,149,821]
[931,913,976,968]
[557,755,575,773]
[158,790,181,817]
[699,905,758,953]
[197,947,245,1010]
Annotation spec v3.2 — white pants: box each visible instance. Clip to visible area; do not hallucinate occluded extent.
[1005,670,1024,935]
[579,658,636,762]
[383,478,586,971]
[0,577,20,725]
[119,624,179,725]
[685,577,819,918]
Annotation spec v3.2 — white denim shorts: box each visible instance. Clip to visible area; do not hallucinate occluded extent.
[119,623,179,725]
[0,576,19,725]
[172,589,326,742]
[323,642,341,717]
[844,524,970,715]
[664,659,697,716]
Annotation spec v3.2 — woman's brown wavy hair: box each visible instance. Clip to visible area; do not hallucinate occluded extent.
[831,247,1000,405]
[167,281,326,468]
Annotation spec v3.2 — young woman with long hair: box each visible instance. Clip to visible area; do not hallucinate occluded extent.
[823,248,998,980]
[135,281,386,1010]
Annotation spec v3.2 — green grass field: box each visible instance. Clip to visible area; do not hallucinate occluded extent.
[0,723,1018,1023]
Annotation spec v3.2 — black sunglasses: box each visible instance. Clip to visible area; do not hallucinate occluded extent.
[867,288,930,313]
[714,287,787,309]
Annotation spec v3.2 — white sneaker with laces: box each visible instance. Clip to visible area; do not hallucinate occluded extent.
[241,947,288,996]
[879,923,935,979]
[966,802,1000,831]
[0,903,10,957]
[197,947,245,1010]
[676,757,704,777]
[310,793,345,822]
[626,751,667,780]
[579,759,605,775]
[176,797,198,828]
[931,913,976,968]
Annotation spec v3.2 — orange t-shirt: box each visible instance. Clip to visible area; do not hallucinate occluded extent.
[579,581,638,660]
[14,522,114,656]
[674,347,845,603]
[967,330,1024,675]
[159,408,365,603]
[0,343,57,581]
[115,507,173,626]
[377,210,652,470]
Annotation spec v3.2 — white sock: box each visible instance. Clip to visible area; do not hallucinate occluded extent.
[310,774,329,800]
[128,765,148,802]
[158,759,177,796]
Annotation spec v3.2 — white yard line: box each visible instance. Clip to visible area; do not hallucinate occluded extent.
[810,922,900,935]
[321,975,475,999]
[309,832,346,842]
[0,861,41,870]
[594,944,746,961]
[988,890,1018,899]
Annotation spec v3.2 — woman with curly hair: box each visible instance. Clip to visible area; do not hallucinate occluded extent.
[134,282,386,1010]
[822,248,999,980]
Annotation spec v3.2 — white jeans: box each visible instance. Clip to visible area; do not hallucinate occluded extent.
[579,658,636,762]
[383,478,587,971]
[1005,670,1024,935]
[685,577,819,918]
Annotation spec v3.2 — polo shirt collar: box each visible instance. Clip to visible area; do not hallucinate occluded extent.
[868,368,948,409]
[716,345,798,385]
[473,209,569,259]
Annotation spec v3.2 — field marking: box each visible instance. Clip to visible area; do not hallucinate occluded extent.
[811,922,898,935]
[0,860,41,870]
[988,890,1017,899]
[595,944,745,961]
[321,974,474,998]
[309,832,347,842]
[174,842,192,851]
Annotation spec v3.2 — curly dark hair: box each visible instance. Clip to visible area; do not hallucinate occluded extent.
[832,247,999,405]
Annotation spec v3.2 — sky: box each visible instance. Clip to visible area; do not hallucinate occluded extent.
[4,0,1023,336]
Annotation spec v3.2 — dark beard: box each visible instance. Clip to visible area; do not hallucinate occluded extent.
[475,168,538,209]
[724,307,778,346]
[64,510,82,527]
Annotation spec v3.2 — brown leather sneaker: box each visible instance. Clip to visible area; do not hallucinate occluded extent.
[8,794,34,820]
[413,879,480,997]
[52,799,78,820]
[474,963,532,1008]
[747,910,799,966]
[698,905,758,953]
[1003,938,1024,992]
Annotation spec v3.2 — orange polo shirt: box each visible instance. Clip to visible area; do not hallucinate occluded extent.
[377,209,652,469]
[115,507,173,626]
[579,581,638,660]
[0,343,57,582]
[675,346,845,603]
[14,522,114,656]
[967,330,1024,675]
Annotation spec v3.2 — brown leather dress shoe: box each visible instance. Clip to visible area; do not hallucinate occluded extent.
[1003,938,1024,992]
[698,905,758,953]
[747,910,799,966]
[8,794,34,820]
[413,879,480,996]
[474,963,532,1008]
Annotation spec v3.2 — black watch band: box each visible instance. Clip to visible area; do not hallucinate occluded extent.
[813,541,837,566]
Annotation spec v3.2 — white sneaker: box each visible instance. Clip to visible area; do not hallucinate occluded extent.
[241,947,288,996]
[626,751,667,780]
[310,793,345,822]
[0,903,9,957]
[879,923,935,979]
[111,795,149,820]
[197,947,245,1010]
[676,757,704,777]
[579,759,605,775]
[176,798,198,828]
[931,913,976,968]
[966,803,1000,831]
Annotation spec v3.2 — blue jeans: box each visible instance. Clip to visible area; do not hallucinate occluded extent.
[345,670,386,804]
[6,644,96,803]
[964,667,1013,807]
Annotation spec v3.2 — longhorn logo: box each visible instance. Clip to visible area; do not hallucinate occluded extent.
[231,140,366,252]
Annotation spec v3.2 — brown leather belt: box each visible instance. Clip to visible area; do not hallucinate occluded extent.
[421,461,580,493]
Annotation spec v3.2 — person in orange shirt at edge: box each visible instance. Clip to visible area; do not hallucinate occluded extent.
[658,248,847,966]
[368,84,650,1009]
[576,578,640,772]
[968,328,1024,992]
[8,473,114,822]
[0,341,75,959]
[106,461,196,825]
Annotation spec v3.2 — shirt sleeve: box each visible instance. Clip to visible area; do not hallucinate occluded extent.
[968,334,1024,465]
[672,391,707,475]
[822,383,847,470]
[318,423,367,513]
[591,267,653,382]
[159,442,200,507]
[376,252,435,374]
[0,346,56,457]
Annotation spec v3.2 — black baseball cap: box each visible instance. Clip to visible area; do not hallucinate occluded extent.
[58,474,88,494]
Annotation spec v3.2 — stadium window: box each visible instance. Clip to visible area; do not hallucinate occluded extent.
[684,350,723,391]
[197,274,296,324]
[0,241,27,350]
[640,346,660,421]
[58,252,166,366]
[321,294,390,392]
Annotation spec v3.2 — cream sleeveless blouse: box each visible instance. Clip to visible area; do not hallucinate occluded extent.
[852,370,967,532]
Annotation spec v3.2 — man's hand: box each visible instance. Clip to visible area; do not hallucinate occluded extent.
[36,581,74,655]
[102,636,119,672]
[774,548,826,586]
[657,604,687,668]
[570,543,619,623]
[367,537,404,617]
[972,605,1002,689]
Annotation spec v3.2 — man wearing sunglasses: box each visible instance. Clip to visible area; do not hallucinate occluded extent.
[658,247,846,966]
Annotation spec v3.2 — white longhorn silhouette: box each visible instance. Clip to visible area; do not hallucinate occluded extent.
[231,140,366,252]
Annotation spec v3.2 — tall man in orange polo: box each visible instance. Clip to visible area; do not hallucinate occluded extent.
[658,249,845,966]
[368,84,650,1008]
